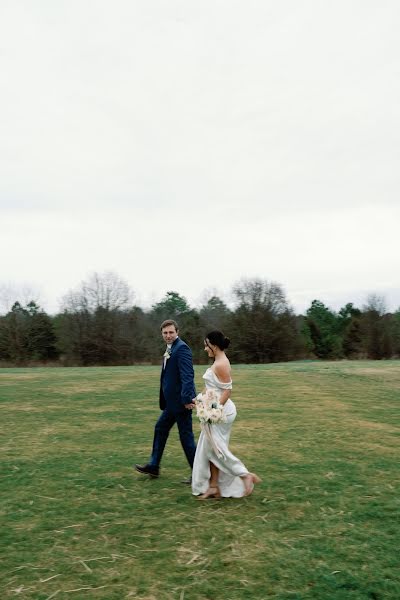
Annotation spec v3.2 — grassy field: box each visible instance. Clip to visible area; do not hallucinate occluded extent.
[0,361,399,600]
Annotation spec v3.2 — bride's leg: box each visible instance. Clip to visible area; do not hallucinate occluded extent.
[198,461,221,499]
[209,461,219,487]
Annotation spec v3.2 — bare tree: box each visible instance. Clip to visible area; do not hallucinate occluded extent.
[362,293,387,316]
[232,278,288,315]
[361,293,389,358]
[230,278,298,362]
[57,272,135,365]
[61,271,134,313]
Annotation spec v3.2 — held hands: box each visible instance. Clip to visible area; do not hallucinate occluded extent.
[185,392,202,409]
[184,400,197,410]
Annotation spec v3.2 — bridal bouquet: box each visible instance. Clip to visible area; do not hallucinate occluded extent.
[195,389,227,425]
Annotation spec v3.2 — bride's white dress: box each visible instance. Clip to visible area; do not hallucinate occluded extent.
[191,367,253,498]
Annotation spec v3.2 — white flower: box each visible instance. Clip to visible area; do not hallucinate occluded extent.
[197,407,207,421]
[209,409,222,423]
[194,389,227,424]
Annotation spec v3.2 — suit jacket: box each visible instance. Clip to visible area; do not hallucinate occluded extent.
[159,337,196,413]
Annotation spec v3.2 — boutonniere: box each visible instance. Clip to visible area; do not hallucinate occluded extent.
[163,348,171,361]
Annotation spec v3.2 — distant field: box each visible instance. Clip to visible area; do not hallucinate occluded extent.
[1,361,399,600]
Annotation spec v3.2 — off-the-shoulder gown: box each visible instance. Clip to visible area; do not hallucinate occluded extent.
[191,367,254,498]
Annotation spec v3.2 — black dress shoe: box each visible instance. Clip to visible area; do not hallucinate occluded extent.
[135,463,159,478]
[181,474,192,485]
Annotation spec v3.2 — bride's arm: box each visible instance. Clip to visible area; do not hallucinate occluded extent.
[214,363,232,406]
[218,389,231,406]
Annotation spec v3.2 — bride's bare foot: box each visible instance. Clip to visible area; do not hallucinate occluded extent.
[241,474,254,496]
[241,473,261,496]
[198,486,221,500]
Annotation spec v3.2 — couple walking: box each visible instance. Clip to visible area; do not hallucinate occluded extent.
[135,319,261,499]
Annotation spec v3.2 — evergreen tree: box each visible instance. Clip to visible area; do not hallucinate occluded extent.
[25,302,58,360]
[0,301,57,363]
[199,296,231,333]
[338,303,363,358]
[305,300,342,359]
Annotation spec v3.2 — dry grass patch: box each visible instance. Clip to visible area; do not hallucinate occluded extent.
[54,379,141,395]
[0,373,42,381]
[348,366,400,376]
[0,403,44,412]
[345,417,399,434]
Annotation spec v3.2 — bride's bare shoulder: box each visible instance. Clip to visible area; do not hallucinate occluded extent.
[213,359,231,383]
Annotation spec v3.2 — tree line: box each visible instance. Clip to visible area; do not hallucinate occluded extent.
[1,273,399,366]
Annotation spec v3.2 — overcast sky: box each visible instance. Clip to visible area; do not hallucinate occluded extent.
[1,1,399,315]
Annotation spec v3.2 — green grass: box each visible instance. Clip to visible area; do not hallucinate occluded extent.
[0,361,399,600]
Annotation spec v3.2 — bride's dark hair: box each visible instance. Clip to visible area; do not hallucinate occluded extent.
[205,330,231,351]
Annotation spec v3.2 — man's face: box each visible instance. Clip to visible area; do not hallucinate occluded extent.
[162,325,178,345]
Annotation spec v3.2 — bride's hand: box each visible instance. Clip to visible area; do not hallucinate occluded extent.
[184,402,196,410]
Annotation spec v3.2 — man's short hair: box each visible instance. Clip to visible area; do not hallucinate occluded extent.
[160,319,179,332]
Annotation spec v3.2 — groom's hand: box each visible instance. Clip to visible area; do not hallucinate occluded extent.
[184,402,196,410]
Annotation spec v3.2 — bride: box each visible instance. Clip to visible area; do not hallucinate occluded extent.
[191,330,261,499]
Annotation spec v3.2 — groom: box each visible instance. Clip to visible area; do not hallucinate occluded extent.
[135,319,197,481]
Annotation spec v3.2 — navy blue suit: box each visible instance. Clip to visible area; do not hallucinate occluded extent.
[149,337,197,469]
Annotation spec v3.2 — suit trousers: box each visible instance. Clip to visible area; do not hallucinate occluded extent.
[150,408,196,469]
